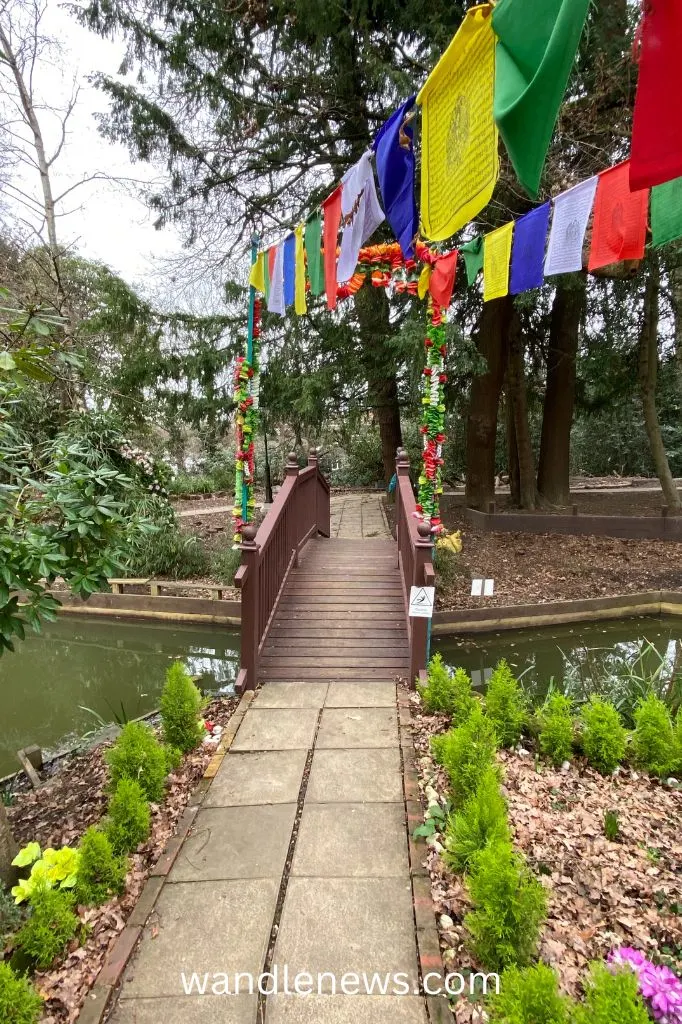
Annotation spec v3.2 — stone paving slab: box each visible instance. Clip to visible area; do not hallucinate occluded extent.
[231,708,318,751]
[111,996,257,1023]
[325,682,396,708]
[316,707,398,749]
[273,877,419,993]
[266,995,428,1024]
[204,750,307,807]
[291,803,408,877]
[169,804,296,882]
[254,682,329,708]
[120,879,278,999]
[306,748,402,803]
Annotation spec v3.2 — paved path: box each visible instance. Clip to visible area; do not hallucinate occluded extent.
[329,492,391,539]
[109,681,426,1024]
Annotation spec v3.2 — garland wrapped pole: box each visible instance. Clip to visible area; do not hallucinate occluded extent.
[417,297,447,534]
[232,233,261,544]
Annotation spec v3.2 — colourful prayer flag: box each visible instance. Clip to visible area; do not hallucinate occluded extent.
[373,96,418,259]
[267,242,285,316]
[544,176,597,276]
[294,224,307,315]
[283,233,296,307]
[651,177,682,249]
[322,187,342,311]
[305,212,325,296]
[429,250,459,309]
[493,0,591,198]
[460,236,484,285]
[510,202,551,294]
[416,5,499,241]
[588,162,648,272]
[417,264,432,300]
[483,222,514,301]
[338,150,385,284]
[630,0,682,191]
[249,252,265,293]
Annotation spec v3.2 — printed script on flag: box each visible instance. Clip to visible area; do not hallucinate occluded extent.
[544,176,597,276]
[417,5,499,242]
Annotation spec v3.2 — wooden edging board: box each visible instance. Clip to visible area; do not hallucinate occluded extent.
[52,590,241,627]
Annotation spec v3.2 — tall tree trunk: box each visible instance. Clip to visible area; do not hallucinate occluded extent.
[506,309,536,509]
[0,801,17,886]
[537,274,586,506]
[638,256,681,511]
[465,297,513,509]
[355,285,403,484]
[668,260,682,389]
[506,390,521,506]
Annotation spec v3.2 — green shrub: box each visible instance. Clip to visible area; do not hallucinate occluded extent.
[160,661,205,753]
[444,766,510,872]
[464,839,547,970]
[574,963,650,1024]
[125,528,210,580]
[603,809,620,842]
[485,660,527,748]
[488,964,574,1024]
[537,693,575,767]
[674,708,682,774]
[431,704,499,806]
[106,721,168,802]
[211,545,241,585]
[105,778,151,855]
[0,887,24,943]
[632,692,675,778]
[15,883,78,969]
[75,827,127,907]
[580,696,627,774]
[0,962,43,1024]
[418,655,476,722]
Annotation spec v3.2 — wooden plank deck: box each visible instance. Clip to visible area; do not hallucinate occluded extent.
[260,538,409,681]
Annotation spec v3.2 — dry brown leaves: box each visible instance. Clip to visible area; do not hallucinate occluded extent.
[408,696,682,1021]
[7,696,239,1024]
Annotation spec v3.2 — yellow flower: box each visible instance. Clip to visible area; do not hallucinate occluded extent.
[436,529,462,554]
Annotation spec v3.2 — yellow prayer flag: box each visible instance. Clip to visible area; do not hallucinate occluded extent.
[417,264,432,300]
[294,224,307,315]
[249,252,266,293]
[483,222,514,302]
[416,5,499,242]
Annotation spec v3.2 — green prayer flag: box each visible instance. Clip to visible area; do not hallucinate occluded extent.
[305,211,325,296]
[493,0,591,198]
[651,177,682,248]
[460,236,484,285]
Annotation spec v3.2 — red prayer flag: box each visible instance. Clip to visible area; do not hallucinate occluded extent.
[429,250,459,309]
[587,161,649,272]
[630,0,682,191]
[322,186,342,310]
[268,246,277,280]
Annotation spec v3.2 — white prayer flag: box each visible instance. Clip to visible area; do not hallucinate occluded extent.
[267,242,285,316]
[337,150,385,283]
[544,176,598,277]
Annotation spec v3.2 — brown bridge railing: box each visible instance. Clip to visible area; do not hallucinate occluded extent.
[235,448,331,692]
[394,448,435,687]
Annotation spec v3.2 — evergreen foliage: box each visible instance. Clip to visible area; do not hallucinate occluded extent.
[105,722,168,802]
[484,661,527,748]
[488,964,574,1024]
[105,778,151,855]
[75,828,127,907]
[574,964,650,1024]
[431,704,499,806]
[632,693,675,778]
[537,693,575,767]
[444,766,510,873]
[15,884,78,969]
[418,655,476,722]
[160,661,205,753]
[0,962,43,1024]
[580,697,627,775]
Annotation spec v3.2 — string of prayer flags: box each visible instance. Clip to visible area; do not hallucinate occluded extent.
[460,236,484,285]
[267,243,285,316]
[294,224,307,314]
[429,250,459,309]
[373,96,418,260]
[305,212,325,296]
[248,251,265,293]
[650,177,682,249]
[588,162,648,272]
[337,151,385,284]
[483,222,514,302]
[283,233,296,308]
[417,5,499,241]
[544,176,597,276]
[630,0,682,191]
[510,202,551,294]
[322,186,342,310]
[493,0,591,198]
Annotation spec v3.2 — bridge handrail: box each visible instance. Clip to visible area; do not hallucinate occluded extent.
[235,448,330,692]
[394,448,435,687]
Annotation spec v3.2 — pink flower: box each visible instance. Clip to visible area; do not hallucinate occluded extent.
[608,948,682,1024]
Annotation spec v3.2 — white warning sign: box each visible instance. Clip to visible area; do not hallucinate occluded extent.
[409,586,435,618]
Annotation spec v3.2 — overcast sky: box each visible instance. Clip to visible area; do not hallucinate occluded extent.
[1,0,186,298]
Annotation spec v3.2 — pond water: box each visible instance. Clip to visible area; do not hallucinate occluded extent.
[0,616,240,778]
[434,616,682,713]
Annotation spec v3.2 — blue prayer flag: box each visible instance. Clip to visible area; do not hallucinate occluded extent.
[283,233,296,307]
[509,202,551,294]
[373,96,418,259]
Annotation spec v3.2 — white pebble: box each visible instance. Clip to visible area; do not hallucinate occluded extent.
[439,914,454,930]
[561,761,571,772]
[666,777,679,787]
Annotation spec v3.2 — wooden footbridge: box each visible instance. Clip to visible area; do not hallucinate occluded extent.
[235,448,435,692]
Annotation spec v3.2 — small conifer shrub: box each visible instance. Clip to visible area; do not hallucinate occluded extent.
[105,721,168,802]
[580,696,627,775]
[632,693,675,778]
[444,766,510,872]
[431,704,499,806]
[160,661,205,753]
[488,963,575,1024]
[15,883,78,969]
[418,654,476,722]
[105,778,151,855]
[484,660,527,748]
[574,963,650,1024]
[0,962,43,1024]
[537,692,574,767]
[75,827,127,907]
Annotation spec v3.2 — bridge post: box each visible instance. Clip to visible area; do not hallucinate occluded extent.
[236,523,260,691]
[410,520,434,686]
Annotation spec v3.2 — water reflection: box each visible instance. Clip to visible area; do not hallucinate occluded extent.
[0,616,240,777]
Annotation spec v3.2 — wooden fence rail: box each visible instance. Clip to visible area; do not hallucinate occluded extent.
[394,448,435,687]
[235,448,331,692]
